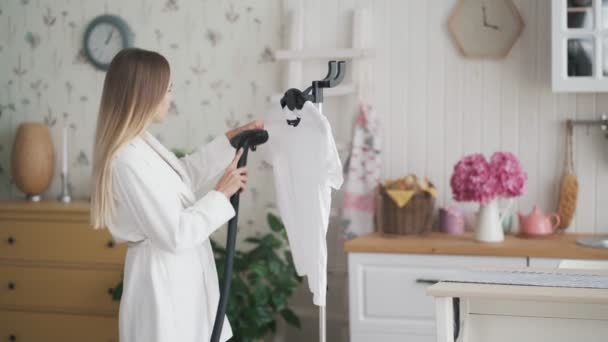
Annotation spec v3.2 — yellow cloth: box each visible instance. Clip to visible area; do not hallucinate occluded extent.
[386,190,416,208]
[384,176,438,208]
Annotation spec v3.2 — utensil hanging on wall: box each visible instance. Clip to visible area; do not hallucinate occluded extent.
[556,121,578,230]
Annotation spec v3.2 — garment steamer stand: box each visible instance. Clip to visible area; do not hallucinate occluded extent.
[210,60,344,342]
[279,60,346,342]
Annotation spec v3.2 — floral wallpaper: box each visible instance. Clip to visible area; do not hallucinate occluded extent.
[0,0,282,235]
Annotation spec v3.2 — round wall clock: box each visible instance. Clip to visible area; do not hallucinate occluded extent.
[448,0,524,59]
[83,14,134,70]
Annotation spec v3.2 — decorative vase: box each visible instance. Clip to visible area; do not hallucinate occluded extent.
[475,199,505,242]
[11,123,55,201]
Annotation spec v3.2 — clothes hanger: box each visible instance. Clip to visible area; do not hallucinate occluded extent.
[280,60,346,127]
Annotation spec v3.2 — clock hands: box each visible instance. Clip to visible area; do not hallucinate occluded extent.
[482,3,500,30]
[105,28,114,45]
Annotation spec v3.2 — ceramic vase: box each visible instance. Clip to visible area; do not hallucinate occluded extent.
[475,199,505,242]
[11,123,55,201]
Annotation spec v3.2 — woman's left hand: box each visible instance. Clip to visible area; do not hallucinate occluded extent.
[225,120,264,140]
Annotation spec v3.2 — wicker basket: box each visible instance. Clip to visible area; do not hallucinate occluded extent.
[376,178,436,235]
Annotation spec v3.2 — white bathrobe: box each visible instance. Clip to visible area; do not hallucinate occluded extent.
[106,130,236,342]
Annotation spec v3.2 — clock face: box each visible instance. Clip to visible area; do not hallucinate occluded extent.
[84,15,133,70]
[87,23,124,65]
[448,0,524,58]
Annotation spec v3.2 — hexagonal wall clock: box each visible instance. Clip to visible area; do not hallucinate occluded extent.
[448,0,524,59]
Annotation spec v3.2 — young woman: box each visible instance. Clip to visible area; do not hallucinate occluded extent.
[90,47,263,342]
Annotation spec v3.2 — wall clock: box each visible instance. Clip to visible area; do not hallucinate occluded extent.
[83,14,134,70]
[448,0,524,59]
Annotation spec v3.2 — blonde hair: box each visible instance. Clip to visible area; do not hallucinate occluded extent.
[90,48,171,229]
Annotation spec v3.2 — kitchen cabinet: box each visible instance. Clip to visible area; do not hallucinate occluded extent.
[345,232,608,341]
[348,253,525,341]
[552,0,608,92]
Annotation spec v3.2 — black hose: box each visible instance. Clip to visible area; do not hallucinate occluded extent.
[209,153,244,342]
[210,129,268,342]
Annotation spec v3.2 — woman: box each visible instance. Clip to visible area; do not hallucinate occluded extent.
[90,47,262,342]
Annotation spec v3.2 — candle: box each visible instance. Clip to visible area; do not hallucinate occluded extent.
[62,126,68,176]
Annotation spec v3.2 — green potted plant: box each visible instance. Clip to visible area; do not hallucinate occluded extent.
[212,212,303,341]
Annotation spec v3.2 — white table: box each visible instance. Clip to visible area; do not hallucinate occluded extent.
[426,270,608,342]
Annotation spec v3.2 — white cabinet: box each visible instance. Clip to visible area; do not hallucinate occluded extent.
[348,253,526,342]
[349,253,608,341]
[552,0,608,92]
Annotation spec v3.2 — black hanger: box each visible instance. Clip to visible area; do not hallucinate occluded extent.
[280,60,346,127]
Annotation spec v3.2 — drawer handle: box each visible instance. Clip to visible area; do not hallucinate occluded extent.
[415,278,439,285]
[9,334,16,341]
[7,236,15,245]
[108,287,114,295]
[107,240,115,248]
[7,282,16,290]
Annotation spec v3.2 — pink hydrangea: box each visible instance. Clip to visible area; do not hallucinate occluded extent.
[489,151,527,198]
[450,152,526,204]
[450,154,497,204]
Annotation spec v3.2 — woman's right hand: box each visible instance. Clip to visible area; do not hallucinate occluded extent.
[214,148,248,199]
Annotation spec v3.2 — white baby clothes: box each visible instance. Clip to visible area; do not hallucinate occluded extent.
[340,102,382,241]
[261,100,343,306]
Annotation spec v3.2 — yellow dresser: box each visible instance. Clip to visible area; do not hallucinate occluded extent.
[0,200,126,341]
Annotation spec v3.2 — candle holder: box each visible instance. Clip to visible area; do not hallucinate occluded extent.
[57,171,71,203]
[57,126,71,203]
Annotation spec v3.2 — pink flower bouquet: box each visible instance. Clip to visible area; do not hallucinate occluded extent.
[450,152,527,204]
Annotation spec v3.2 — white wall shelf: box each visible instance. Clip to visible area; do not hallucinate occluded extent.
[275,48,374,61]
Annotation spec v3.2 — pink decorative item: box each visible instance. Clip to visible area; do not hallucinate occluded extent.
[450,151,527,242]
[439,206,465,235]
[450,152,527,204]
[489,152,527,198]
[450,153,495,204]
[518,205,561,237]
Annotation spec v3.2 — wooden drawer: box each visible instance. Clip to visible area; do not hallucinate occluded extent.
[0,310,118,342]
[0,265,121,314]
[0,220,125,265]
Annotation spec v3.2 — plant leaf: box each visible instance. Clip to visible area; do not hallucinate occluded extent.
[111,281,123,301]
[280,308,301,328]
[267,212,284,232]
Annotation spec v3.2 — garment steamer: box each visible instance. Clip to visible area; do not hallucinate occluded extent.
[210,60,345,342]
[279,60,345,342]
[210,129,268,342]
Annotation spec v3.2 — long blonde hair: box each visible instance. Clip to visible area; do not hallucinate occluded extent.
[90,48,171,229]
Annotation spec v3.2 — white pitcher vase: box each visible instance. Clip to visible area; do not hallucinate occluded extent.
[475,198,505,242]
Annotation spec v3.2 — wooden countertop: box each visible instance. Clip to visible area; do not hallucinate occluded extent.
[343,232,608,260]
[0,199,90,211]
[0,199,91,221]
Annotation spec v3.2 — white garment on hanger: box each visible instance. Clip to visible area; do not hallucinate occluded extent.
[261,100,343,306]
[106,130,235,342]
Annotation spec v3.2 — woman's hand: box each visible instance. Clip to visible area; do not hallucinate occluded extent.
[225,120,264,140]
[214,147,248,198]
